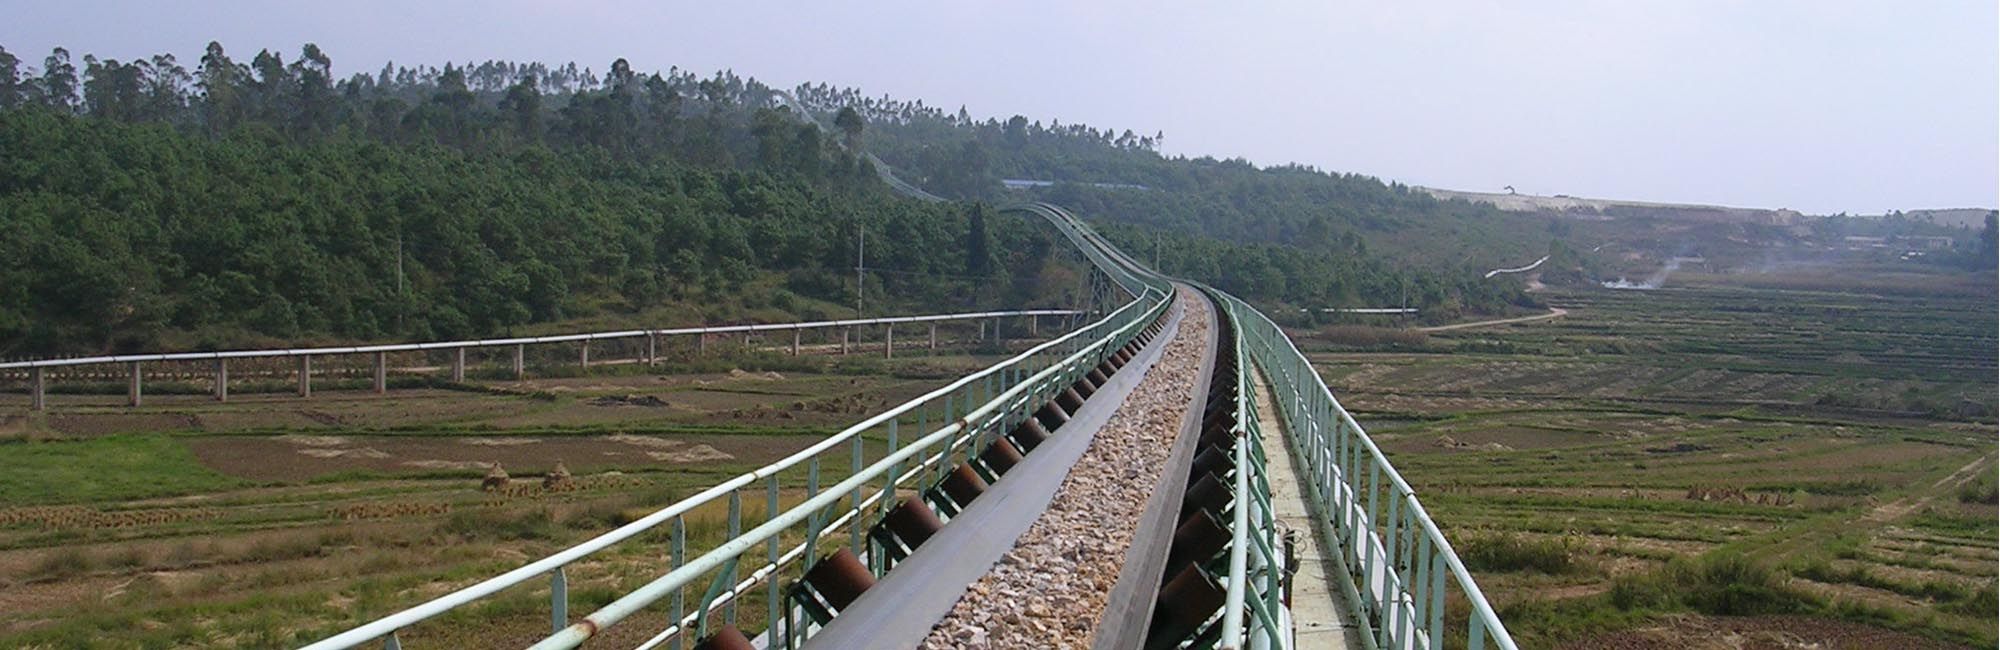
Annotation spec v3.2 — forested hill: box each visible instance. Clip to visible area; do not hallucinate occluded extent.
[0,44,1069,356]
[789,84,1563,306]
[0,42,1538,355]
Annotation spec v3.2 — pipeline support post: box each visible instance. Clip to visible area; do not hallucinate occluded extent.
[29,367,44,410]
[697,334,707,357]
[646,333,657,365]
[928,323,938,352]
[451,348,466,382]
[213,359,228,402]
[884,324,894,359]
[579,341,590,374]
[841,328,851,355]
[372,352,387,393]
[1030,314,1038,336]
[127,362,142,407]
[792,328,802,356]
[513,344,526,380]
[297,356,312,397]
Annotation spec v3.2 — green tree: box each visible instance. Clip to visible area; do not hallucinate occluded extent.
[40,47,77,112]
[833,105,864,148]
[498,73,543,143]
[966,203,992,277]
[0,46,20,110]
[196,42,244,136]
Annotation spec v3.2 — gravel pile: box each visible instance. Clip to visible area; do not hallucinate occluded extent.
[922,291,1211,649]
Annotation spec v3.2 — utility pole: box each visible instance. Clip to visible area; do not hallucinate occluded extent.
[395,233,406,332]
[855,227,865,318]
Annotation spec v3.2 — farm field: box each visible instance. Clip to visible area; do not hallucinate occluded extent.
[1301,275,1998,648]
[0,344,1023,648]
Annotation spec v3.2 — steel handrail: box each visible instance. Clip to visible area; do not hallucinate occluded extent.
[1227,292,1517,650]
[0,309,1080,370]
[305,201,1165,650]
[531,288,1171,648]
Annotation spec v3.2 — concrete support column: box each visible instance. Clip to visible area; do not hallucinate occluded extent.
[929,323,938,352]
[214,359,229,402]
[29,367,45,411]
[884,325,894,359]
[297,356,312,397]
[977,321,986,342]
[646,334,657,365]
[840,328,851,355]
[792,328,802,356]
[579,341,590,374]
[451,348,466,382]
[992,318,1002,343]
[513,345,526,380]
[372,352,387,394]
[697,334,707,357]
[1030,314,1038,336]
[128,362,142,407]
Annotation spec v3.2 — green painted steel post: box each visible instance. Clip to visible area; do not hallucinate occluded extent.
[727,491,742,625]
[766,476,780,645]
[671,516,685,650]
[850,434,864,555]
[551,567,568,634]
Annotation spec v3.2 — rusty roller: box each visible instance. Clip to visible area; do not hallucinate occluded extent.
[1162,509,1230,579]
[940,462,988,506]
[1010,417,1052,452]
[692,625,755,650]
[1178,471,1231,520]
[1073,374,1099,397]
[804,548,877,612]
[883,496,946,549]
[1146,565,1228,650]
[1058,387,1086,412]
[1035,401,1070,428]
[979,438,1025,476]
[1187,444,1231,481]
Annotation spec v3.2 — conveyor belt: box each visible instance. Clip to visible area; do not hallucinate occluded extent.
[802,297,1191,648]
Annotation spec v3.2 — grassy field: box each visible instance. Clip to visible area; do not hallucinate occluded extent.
[1299,272,1997,648]
[0,342,1020,648]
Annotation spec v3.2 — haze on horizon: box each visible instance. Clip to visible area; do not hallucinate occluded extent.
[3,0,1993,216]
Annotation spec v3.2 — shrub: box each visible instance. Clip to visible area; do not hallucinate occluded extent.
[441,507,556,541]
[1957,474,1997,505]
[29,548,95,581]
[1461,532,1585,575]
[1612,552,1816,616]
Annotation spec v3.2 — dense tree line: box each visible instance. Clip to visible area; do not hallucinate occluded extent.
[790,83,1551,314]
[0,43,1061,355]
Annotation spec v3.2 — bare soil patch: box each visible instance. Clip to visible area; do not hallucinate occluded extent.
[190,433,818,482]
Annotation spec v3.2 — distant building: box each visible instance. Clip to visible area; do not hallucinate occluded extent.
[1898,235,1954,250]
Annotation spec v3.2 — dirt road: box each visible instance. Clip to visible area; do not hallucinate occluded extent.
[1418,307,1568,333]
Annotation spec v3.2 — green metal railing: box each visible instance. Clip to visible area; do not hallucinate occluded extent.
[306,201,1170,650]
[1221,290,1518,650]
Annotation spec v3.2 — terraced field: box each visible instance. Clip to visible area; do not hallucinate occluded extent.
[0,350,1017,648]
[1302,276,1997,648]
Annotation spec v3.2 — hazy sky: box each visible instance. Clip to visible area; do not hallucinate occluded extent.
[4,1,1994,214]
